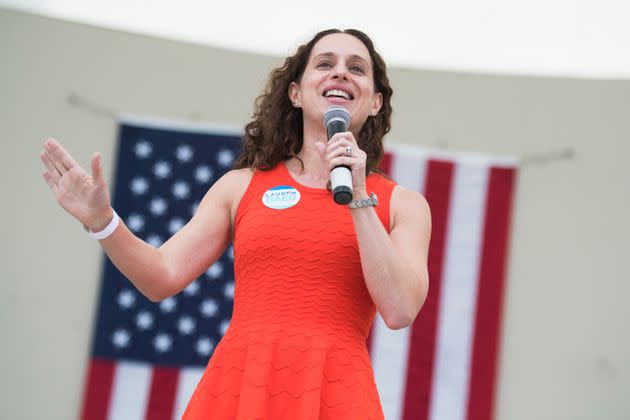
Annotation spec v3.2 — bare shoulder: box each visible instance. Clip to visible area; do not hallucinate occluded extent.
[217,167,255,186]
[194,167,253,211]
[210,168,255,227]
[391,185,429,207]
[390,185,431,228]
[210,168,254,199]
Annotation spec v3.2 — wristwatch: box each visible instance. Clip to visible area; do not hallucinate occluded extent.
[348,192,378,209]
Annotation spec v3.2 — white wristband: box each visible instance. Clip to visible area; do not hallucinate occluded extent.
[88,210,120,240]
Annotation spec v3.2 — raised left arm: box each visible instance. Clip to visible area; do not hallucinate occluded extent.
[350,186,431,330]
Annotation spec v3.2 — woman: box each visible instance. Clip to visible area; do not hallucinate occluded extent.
[40,29,431,419]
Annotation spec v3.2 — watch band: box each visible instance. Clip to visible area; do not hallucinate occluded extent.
[348,192,378,209]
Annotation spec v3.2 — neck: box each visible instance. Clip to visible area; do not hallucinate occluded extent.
[295,120,328,172]
[284,121,330,187]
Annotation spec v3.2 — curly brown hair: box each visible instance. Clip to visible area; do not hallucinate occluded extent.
[233,29,393,175]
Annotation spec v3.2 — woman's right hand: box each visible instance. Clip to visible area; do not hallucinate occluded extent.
[40,138,114,232]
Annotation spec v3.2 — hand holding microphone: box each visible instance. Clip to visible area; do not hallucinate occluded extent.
[323,106,365,205]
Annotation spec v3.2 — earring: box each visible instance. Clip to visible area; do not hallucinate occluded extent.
[293,102,300,108]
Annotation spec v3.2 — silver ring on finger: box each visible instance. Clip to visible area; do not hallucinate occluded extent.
[346,146,352,156]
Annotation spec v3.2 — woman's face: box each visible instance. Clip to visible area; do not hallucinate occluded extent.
[289,33,383,135]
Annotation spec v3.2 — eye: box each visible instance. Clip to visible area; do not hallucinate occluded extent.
[349,64,366,74]
[316,60,333,68]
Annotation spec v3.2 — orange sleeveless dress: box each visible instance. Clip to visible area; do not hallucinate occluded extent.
[182,161,396,419]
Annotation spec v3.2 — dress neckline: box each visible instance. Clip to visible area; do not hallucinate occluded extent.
[280,160,380,194]
[280,160,331,194]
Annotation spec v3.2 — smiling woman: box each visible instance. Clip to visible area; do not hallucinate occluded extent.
[234,29,393,176]
[40,28,431,420]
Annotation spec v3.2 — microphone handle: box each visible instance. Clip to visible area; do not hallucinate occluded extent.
[331,167,353,204]
[327,120,353,204]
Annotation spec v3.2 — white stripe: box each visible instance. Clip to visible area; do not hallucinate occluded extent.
[389,151,427,194]
[370,313,411,420]
[173,367,205,420]
[107,360,152,420]
[428,162,489,420]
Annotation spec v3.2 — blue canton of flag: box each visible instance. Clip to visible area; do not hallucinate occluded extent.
[80,120,243,420]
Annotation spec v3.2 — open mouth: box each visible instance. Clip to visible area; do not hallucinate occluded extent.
[323,89,354,100]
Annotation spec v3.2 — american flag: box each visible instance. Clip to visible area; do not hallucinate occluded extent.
[80,119,242,420]
[79,119,517,420]
[372,145,516,420]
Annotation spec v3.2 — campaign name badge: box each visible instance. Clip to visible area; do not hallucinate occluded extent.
[262,185,301,210]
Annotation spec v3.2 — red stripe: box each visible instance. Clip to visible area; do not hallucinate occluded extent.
[145,366,180,420]
[378,151,393,176]
[367,151,394,355]
[402,160,455,420]
[80,358,115,420]
[466,167,516,420]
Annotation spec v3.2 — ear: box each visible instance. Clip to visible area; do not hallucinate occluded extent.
[370,92,383,116]
[288,82,301,106]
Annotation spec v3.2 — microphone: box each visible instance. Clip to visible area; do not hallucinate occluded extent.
[323,106,353,205]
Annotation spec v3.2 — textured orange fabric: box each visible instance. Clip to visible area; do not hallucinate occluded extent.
[182,161,396,419]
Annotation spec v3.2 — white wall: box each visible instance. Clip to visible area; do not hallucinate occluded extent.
[1,8,629,420]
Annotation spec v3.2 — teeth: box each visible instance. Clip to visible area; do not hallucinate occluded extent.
[324,89,350,100]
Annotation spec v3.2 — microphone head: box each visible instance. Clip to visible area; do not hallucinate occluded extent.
[322,106,351,129]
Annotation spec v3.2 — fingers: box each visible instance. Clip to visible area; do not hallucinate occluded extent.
[327,144,353,159]
[91,152,105,186]
[328,155,357,170]
[326,140,365,160]
[42,170,57,190]
[326,145,366,172]
[327,131,357,147]
[326,132,358,156]
[44,138,79,174]
[324,130,367,172]
[40,151,61,184]
[43,139,68,175]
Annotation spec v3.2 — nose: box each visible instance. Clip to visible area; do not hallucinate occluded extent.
[332,63,349,81]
